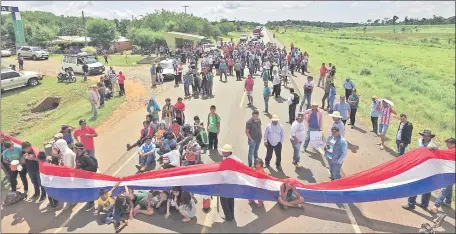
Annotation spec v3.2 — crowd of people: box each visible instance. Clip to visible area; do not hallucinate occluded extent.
[1,35,454,232]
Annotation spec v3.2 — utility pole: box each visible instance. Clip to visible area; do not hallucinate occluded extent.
[82,11,87,46]
[182,5,189,14]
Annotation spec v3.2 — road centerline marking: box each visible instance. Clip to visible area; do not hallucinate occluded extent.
[239,90,246,108]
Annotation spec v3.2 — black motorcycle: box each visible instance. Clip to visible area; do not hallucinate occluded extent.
[57,68,76,83]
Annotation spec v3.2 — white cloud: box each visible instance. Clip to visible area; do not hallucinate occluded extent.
[282,1,307,9]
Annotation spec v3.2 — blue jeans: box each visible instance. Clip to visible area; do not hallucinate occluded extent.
[434,185,454,207]
[300,93,312,110]
[328,159,342,180]
[264,96,269,112]
[396,140,407,156]
[248,140,260,167]
[303,128,319,150]
[291,140,301,163]
[408,192,431,209]
[328,96,335,113]
[139,152,155,166]
[87,149,96,158]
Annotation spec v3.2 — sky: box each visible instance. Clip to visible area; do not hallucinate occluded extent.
[1,1,455,24]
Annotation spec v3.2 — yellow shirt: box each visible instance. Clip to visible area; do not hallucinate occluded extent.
[97,191,115,211]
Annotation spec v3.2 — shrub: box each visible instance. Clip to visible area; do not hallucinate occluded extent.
[82,46,97,55]
[359,67,372,76]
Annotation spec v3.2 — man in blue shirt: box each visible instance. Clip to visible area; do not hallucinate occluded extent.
[324,127,348,180]
[343,77,355,101]
[136,137,156,172]
[2,141,28,193]
[334,96,351,125]
[263,82,271,113]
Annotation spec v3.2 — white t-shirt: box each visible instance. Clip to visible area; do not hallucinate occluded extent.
[272,74,281,85]
[163,150,180,167]
[303,81,314,94]
[290,121,306,142]
[397,122,404,141]
[263,61,271,69]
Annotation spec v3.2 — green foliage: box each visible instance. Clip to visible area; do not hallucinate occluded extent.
[24,23,57,46]
[86,19,117,49]
[359,67,372,76]
[127,28,165,49]
[82,46,97,55]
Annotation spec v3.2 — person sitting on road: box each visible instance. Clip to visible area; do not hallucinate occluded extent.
[160,144,180,168]
[154,123,167,147]
[169,120,182,141]
[278,180,305,209]
[135,137,156,172]
[95,182,120,216]
[128,189,149,219]
[177,191,197,222]
[127,121,153,151]
[158,132,177,156]
[182,138,202,166]
[132,190,161,217]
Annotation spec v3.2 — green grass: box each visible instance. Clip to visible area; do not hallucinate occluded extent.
[1,78,125,146]
[49,54,143,67]
[274,26,455,148]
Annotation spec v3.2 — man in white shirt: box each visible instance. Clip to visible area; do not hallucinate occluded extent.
[343,77,355,101]
[162,144,180,168]
[300,76,314,111]
[271,70,281,98]
[287,88,299,124]
[290,113,305,168]
[89,85,100,119]
[264,115,284,170]
[218,144,241,222]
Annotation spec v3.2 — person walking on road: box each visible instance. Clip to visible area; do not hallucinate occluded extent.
[219,144,242,221]
[302,103,323,152]
[402,130,438,211]
[334,96,351,125]
[290,113,305,168]
[370,96,380,136]
[287,88,299,124]
[264,114,284,170]
[245,75,255,106]
[263,82,271,113]
[324,126,348,180]
[347,89,359,128]
[207,105,221,151]
[246,110,262,168]
[300,76,314,111]
[395,114,413,156]
[343,78,355,101]
[317,63,328,88]
[376,99,397,150]
[328,111,345,137]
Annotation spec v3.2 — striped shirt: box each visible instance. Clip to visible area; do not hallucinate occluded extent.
[379,105,392,125]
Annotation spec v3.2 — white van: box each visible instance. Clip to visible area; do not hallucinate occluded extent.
[61,54,105,75]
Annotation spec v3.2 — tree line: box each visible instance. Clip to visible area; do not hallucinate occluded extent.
[0,10,259,49]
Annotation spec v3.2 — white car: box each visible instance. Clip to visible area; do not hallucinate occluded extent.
[61,54,105,75]
[1,68,43,91]
[16,46,49,60]
[203,44,217,53]
[240,34,248,41]
[159,58,176,80]
[1,50,12,57]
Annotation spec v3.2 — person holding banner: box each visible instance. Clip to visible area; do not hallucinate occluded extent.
[324,127,348,180]
[302,103,323,153]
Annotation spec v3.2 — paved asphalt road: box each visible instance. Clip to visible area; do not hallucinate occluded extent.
[1,28,454,233]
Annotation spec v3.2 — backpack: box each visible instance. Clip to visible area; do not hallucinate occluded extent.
[292,93,300,105]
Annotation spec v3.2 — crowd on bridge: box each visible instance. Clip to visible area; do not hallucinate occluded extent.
[1,35,454,233]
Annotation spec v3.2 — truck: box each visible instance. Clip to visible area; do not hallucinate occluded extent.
[253,26,262,35]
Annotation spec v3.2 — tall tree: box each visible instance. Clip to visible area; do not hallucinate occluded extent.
[86,19,117,49]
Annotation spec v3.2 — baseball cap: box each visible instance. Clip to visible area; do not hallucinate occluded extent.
[79,119,87,125]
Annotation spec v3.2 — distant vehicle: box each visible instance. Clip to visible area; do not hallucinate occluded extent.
[250,35,258,42]
[1,68,43,92]
[1,49,12,57]
[253,26,262,35]
[203,44,217,52]
[159,58,176,80]
[61,54,105,75]
[240,34,248,41]
[260,32,264,37]
[16,46,49,60]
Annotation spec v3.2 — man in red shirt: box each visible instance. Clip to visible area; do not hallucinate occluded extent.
[174,97,186,125]
[117,71,126,96]
[74,119,98,158]
[245,75,254,106]
[318,63,328,88]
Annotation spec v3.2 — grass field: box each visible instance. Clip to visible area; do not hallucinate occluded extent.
[274,24,455,149]
[49,54,143,67]
[1,78,125,147]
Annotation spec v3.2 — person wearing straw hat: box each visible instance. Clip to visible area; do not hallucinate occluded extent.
[2,141,28,193]
[417,129,438,150]
[376,99,397,150]
[219,144,241,221]
[263,114,284,170]
[329,111,345,137]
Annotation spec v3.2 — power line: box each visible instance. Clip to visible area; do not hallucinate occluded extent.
[182,5,189,14]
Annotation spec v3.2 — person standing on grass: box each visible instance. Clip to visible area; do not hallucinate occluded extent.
[245,75,255,106]
[207,105,221,151]
[370,96,381,136]
[287,88,299,124]
[376,99,397,150]
[271,70,281,98]
[82,63,89,82]
[328,83,336,113]
[89,85,100,119]
[117,71,126,96]
[150,63,157,88]
[74,119,98,158]
[263,82,271,113]
[97,82,105,108]
[300,76,314,111]
[343,78,355,101]
[264,114,284,170]
[334,96,351,125]
[302,103,323,153]
[324,126,348,180]
[395,114,413,156]
[290,113,305,168]
[347,89,359,129]
[22,142,46,202]
[318,63,328,88]
[246,110,262,168]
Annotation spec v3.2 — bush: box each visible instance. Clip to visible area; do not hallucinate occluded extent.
[360,67,372,76]
[82,46,97,55]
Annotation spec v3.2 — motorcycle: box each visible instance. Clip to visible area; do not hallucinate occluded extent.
[57,68,76,83]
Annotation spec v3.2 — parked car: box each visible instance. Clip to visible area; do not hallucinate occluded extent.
[1,68,43,92]
[16,46,49,60]
[203,44,217,53]
[1,49,12,57]
[159,58,176,80]
[240,34,248,42]
[61,54,105,75]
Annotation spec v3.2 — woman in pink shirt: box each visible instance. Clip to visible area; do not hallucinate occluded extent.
[117,71,126,96]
